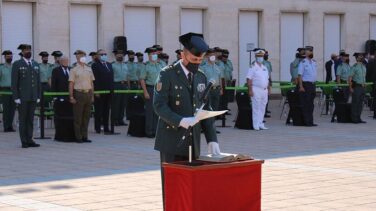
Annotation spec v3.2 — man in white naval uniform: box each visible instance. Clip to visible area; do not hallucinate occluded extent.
[247,49,271,131]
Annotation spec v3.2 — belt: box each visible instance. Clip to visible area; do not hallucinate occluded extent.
[340,80,347,84]
[114,81,126,84]
[353,83,363,88]
[130,81,138,84]
[211,86,221,90]
[74,89,91,93]
[303,81,315,85]
[146,85,154,88]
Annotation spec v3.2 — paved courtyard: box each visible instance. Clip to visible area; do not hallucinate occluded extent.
[0,99,376,211]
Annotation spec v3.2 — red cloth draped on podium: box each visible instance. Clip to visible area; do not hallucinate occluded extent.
[163,160,264,211]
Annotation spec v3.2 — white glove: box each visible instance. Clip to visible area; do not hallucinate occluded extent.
[208,142,221,155]
[179,117,199,129]
[37,99,40,103]
[14,99,21,104]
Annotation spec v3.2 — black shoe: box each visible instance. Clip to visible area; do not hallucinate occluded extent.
[266,110,271,114]
[82,138,92,143]
[104,131,113,135]
[216,130,221,134]
[4,128,16,132]
[76,139,84,143]
[264,114,271,118]
[22,143,29,148]
[305,124,318,127]
[28,142,40,147]
[360,120,367,123]
[146,134,155,138]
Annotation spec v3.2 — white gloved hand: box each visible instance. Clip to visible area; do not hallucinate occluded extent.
[14,99,21,104]
[179,117,199,129]
[37,99,40,103]
[208,142,221,155]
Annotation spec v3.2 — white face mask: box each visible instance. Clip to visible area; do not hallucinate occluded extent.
[79,56,87,63]
[209,55,216,62]
[256,57,264,63]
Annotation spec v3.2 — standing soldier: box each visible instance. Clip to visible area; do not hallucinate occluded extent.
[298,46,318,127]
[88,52,98,67]
[139,47,162,138]
[112,49,128,126]
[336,54,351,84]
[69,50,95,143]
[38,51,53,92]
[174,49,182,63]
[51,51,63,69]
[153,44,167,68]
[135,52,145,81]
[127,50,139,89]
[263,50,272,117]
[349,53,367,124]
[0,50,16,132]
[247,49,271,131]
[11,44,41,148]
[153,33,221,208]
[200,48,224,111]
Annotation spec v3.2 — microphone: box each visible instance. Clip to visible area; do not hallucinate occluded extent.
[200,79,216,102]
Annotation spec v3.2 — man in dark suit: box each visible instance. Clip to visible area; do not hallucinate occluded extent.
[51,56,76,141]
[92,49,114,134]
[324,54,338,114]
[11,44,41,148]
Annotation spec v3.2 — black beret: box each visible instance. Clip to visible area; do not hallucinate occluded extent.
[353,52,365,57]
[222,49,229,55]
[152,45,163,51]
[89,52,97,56]
[2,50,12,56]
[73,50,86,56]
[127,50,135,55]
[51,51,63,57]
[179,32,209,57]
[297,48,305,52]
[144,47,157,54]
[17,44,31,50]
[206,48,215,54]
[39,51,49,57]
[305,46,314,51]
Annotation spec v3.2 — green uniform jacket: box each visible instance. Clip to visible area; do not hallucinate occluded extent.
[0,63,12,87]
[11,59,41,101]
[153,63,218,157]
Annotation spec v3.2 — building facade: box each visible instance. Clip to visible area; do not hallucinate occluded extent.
[1,0,376,84]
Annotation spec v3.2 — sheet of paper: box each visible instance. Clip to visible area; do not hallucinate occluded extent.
[194,109,228,121]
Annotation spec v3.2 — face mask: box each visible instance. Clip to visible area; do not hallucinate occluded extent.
[264,55,269,60]
[129,57,135,62]
[186,63,200,74]
[256,57,264,63]
[5,58,12,64]
[23,52,32,59]
[209,55,216,62]
[42,60,48,64]
[151,54,158,62]
[100,55,107,62]
[79,56,87,63]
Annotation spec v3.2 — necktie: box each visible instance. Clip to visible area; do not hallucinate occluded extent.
[28,61,31,67]
[103,62,109,71]
[188,72,192,84]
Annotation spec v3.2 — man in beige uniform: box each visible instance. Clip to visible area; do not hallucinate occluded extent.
[69,50,95,143]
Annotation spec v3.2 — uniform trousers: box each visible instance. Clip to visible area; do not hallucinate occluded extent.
[18,101,37,144]
[251,86,268,129]
[299,82,316,126]
[73,90,92,140]
[145,86,158,136]
[351,85,365,123]
[0,87,15,130]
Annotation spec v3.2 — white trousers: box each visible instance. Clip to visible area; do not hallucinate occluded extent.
[251,86,268,129]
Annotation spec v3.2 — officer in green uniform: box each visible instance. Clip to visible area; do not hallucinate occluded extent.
[140,47,162,138]
[112,50,129,126]
[51,51,63,69]
[135,52,145,83]
[290,48,306,83]
[154,32,220,208]
[38,52,53,91]
[126,50,139,89]
[160,53,169,65]
[11,44,41,148]
[0,50,16,132]
[349,53,367,124]
[263,50,273,117]
[153,44,167,68]
[336,54,351,84]
[200,48,224,111]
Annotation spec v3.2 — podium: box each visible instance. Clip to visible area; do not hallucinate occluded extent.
[163,159,264,211]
